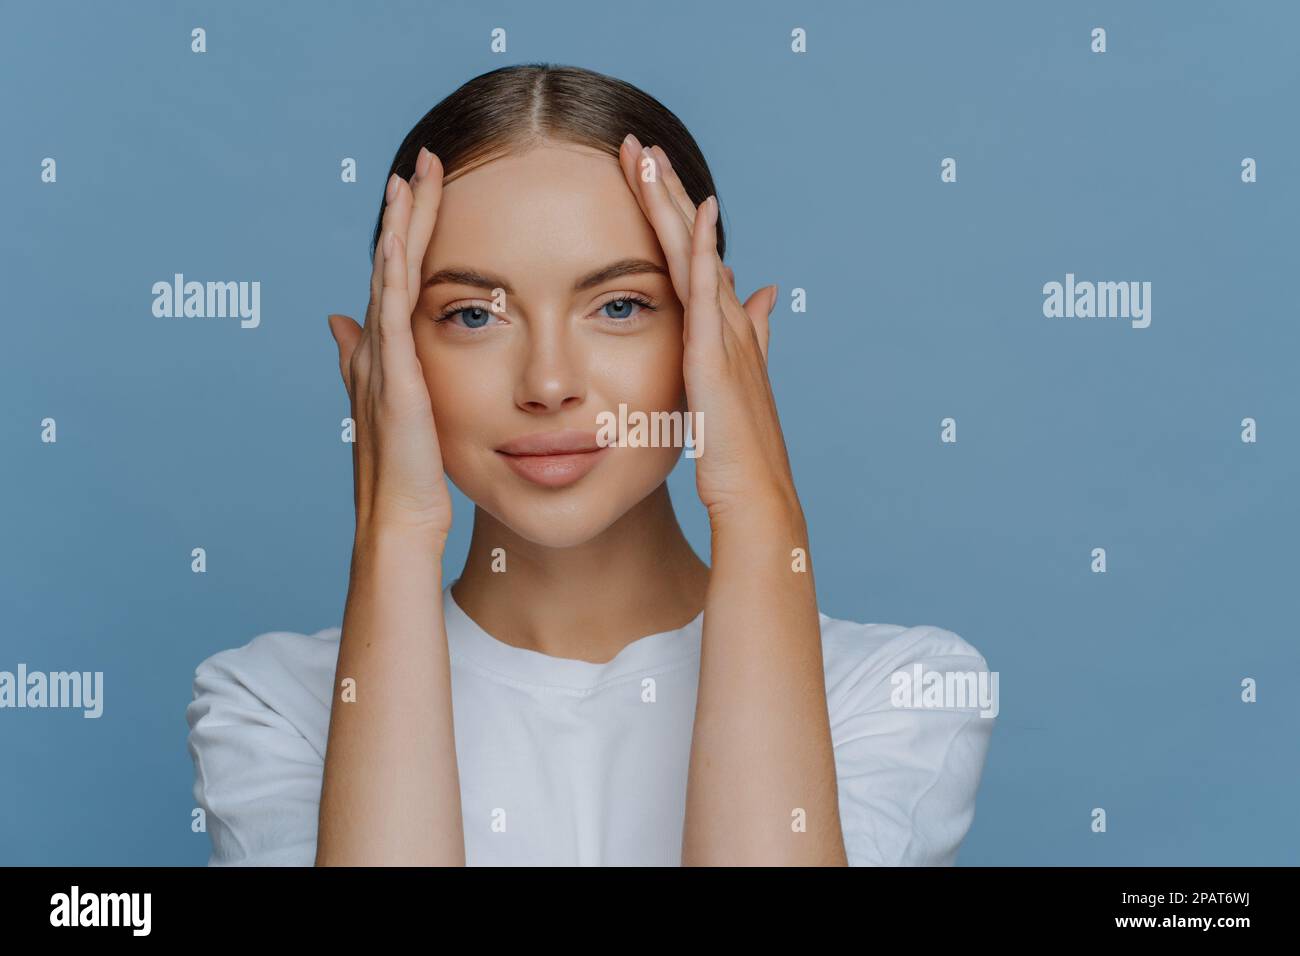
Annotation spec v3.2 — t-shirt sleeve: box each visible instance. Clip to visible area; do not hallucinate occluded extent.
[184,635,329,866]
[824,622,995,866]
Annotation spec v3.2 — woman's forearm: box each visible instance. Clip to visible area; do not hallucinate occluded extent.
[315,523,464,865]
[682,499,848,865]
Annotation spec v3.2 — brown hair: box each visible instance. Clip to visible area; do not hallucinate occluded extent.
[370,63,725,262]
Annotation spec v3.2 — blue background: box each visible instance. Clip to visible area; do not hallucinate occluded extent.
[2,0,1296,865]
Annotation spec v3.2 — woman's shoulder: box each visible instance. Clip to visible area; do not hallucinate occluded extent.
[185,626,341,866]
[815,609,990,687]
[813,608,996,745]
[813,609,996,866]
[187,625,342,751]
[191,625,342,691]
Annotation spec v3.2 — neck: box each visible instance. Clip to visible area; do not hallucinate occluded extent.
[450,483,710,663]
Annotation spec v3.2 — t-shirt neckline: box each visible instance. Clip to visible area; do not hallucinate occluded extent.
[442,578,703,692]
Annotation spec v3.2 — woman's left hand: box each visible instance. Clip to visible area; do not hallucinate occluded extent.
[617,134,801,529]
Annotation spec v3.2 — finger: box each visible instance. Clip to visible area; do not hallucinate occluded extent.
[378,227,422,378]
[618,134,670,247]
[648,144,698,233]
[405,148,444,309]
[376,171,420,350]
[327,313,364,397]
[363,171,410,355]
[627,141,695,308]
[327,311,367,520]
[359,233,383,391]
[376,171,414,323]
[648,144,743,319]
[741,285,776,362]
[620,138,741,331]
[686,196,723,353]
[366,213,387,327]
[619,136,693,296]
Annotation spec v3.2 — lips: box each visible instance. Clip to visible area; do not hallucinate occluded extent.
[495,430,609,488]
[495,430,603,457]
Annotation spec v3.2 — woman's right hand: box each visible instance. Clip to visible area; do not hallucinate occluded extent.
[327,147,452,542]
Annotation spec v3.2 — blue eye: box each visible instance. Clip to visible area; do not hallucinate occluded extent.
[435,295,656,330]
[437,306,493,328]
[600,295,655,321]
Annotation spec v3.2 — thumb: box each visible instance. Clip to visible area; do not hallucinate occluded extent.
[327,313,364,394]
[741,284,776,361]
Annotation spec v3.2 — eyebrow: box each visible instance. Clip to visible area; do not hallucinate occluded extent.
[421,258,669,297]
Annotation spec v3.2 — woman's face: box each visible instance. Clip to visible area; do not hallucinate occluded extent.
[411,141,688,548]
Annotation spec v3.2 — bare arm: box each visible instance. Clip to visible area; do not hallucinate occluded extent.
[684,499,845,865]
[315,525,462,865]
[614,136,847,864]
[316,149,464,865]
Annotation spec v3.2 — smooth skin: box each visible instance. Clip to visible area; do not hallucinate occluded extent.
[317,152,461,866]
[320,136,847,865]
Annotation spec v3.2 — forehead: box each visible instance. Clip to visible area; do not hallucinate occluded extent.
[422,143,664,285]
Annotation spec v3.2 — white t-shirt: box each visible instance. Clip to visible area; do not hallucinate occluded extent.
[186,579,995,866]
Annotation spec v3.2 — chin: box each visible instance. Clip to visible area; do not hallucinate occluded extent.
[491,499,625,549]
[448,479,631,548]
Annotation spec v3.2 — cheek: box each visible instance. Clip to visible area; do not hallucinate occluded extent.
[594,330,687,490]
[411,336,493,465]
[596,326,685,410]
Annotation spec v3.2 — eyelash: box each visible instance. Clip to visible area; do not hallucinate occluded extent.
[433,293,659,330]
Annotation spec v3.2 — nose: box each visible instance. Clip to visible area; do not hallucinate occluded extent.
[513,317,587,414]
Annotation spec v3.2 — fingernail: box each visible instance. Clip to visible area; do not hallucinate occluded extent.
[386,173,400,202]
[768,285,779,313]
[622,133,634,152]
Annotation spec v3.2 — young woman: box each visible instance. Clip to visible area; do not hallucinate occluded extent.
[185,63,995,866]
